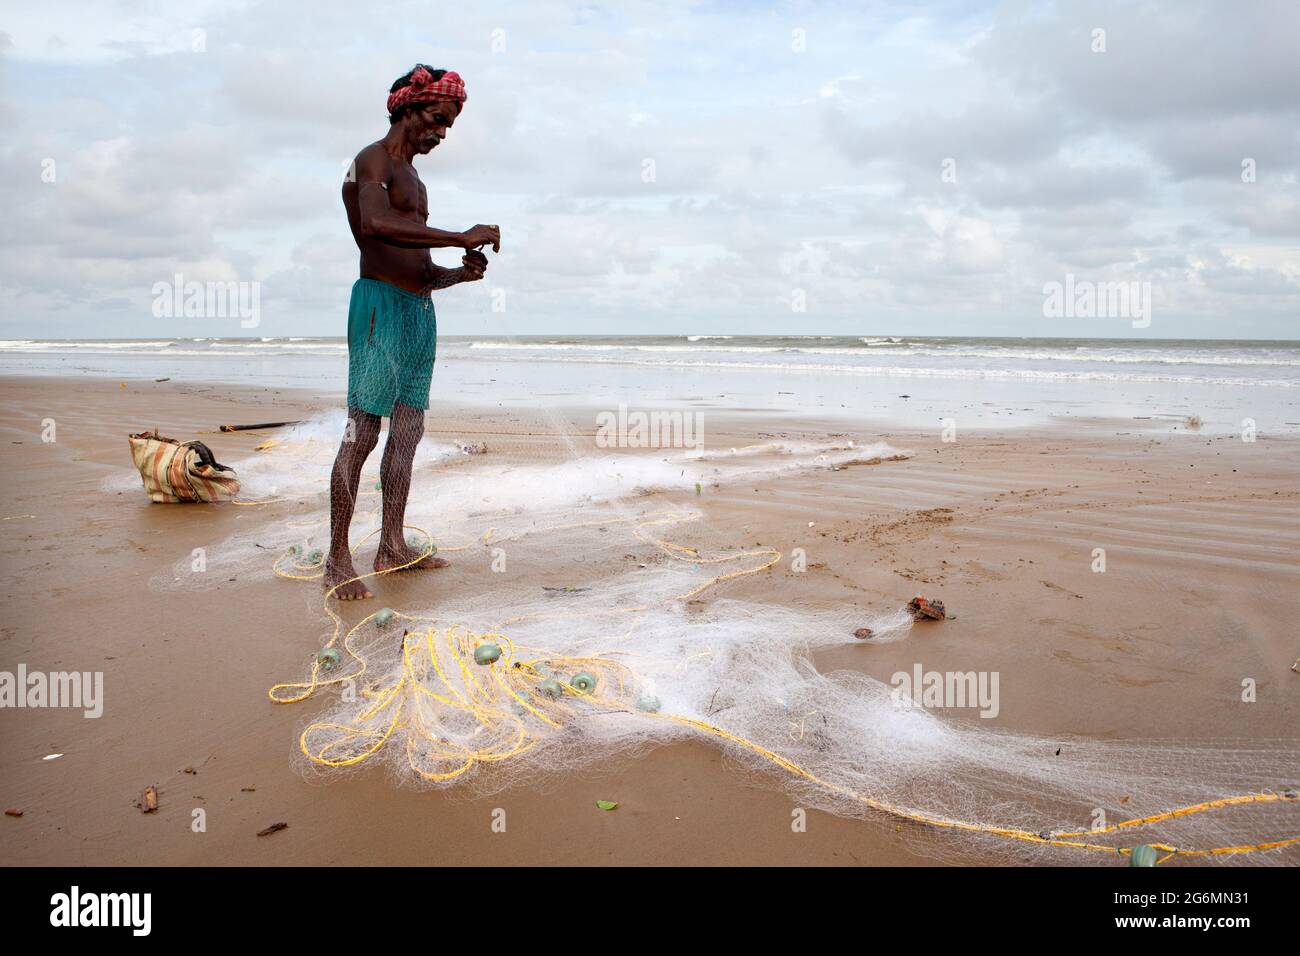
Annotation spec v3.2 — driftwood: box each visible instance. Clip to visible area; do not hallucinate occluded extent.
[219,421,303,432]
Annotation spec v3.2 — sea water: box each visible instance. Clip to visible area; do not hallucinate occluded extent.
[2,335,1297,433]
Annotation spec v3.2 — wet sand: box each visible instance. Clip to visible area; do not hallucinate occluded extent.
[0,375,1296,866]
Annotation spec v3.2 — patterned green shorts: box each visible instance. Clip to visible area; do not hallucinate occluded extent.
[346,278,437,417]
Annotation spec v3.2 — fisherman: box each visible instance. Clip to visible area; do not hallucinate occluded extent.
[326,65,500,600]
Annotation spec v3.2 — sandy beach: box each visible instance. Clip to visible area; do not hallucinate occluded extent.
[0,374,1296,867]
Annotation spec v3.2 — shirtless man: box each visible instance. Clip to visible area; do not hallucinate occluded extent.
[326,65,501,600]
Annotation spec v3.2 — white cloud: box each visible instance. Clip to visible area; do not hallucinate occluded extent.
[0,0,1297,339]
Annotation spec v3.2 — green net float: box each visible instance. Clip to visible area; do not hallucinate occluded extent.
[288,544,300,555]
[538,679,563,700]
[570,672,597,694]
[474,642,502,665]
[374,608,395,628]
[1128,845,1158,867]
[406,535,436,554]
[317,648,341,670]
[307,549,323,564]
[636,694,661,713]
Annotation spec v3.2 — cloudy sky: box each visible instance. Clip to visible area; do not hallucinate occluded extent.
[1,0,1297,340]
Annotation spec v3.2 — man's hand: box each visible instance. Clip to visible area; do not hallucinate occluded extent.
[461,224,501,252]
[461,249,488,281]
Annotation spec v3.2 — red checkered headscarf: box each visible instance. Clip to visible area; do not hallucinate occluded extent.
[386,67,467,116]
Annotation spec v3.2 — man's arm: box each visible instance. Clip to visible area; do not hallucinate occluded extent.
[424,264,463,290]
[353,146,478,249]
[420,250,488,295]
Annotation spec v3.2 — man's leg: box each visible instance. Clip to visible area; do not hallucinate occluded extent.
[325,407,382,599]
[374,401,449,572]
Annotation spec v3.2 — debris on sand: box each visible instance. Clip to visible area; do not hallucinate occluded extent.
[833,453,911,471]
[458,440,488,455]
[907,596,946,621]
[853,627,874,640]
[140,785,159,813]
[4,809,22,818]
[257,822,288,837]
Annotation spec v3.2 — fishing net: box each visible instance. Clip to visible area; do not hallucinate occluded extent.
[148,400,1300,866]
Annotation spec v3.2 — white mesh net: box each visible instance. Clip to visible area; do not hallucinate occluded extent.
[149,407,1300,865]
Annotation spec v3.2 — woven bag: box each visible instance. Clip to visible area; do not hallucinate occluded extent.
[128,430,240,503]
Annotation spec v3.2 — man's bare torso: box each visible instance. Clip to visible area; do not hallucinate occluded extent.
[342,144,432,294]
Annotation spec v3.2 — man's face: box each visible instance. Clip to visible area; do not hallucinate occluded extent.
[409,99,461,154]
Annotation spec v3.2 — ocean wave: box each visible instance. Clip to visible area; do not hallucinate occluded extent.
[217,341,347,351]
[461,340,1300,368]
[464,353,1299,388]
[0,340,178,351]
[4,337,1297,378]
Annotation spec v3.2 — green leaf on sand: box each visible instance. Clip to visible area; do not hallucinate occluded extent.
[596,800,618,811]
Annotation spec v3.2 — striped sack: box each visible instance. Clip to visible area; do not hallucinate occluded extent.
[128,430,241,503]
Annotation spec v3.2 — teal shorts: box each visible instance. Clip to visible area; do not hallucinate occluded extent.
[346,278,437,417]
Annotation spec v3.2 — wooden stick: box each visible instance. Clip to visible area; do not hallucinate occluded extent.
[219,420,303,432]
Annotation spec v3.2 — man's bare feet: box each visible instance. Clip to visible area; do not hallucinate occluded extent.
[325,553,374,600]
[374,542,451,573]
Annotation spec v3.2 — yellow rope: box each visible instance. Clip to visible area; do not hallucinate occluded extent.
[269,508,1299,862]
